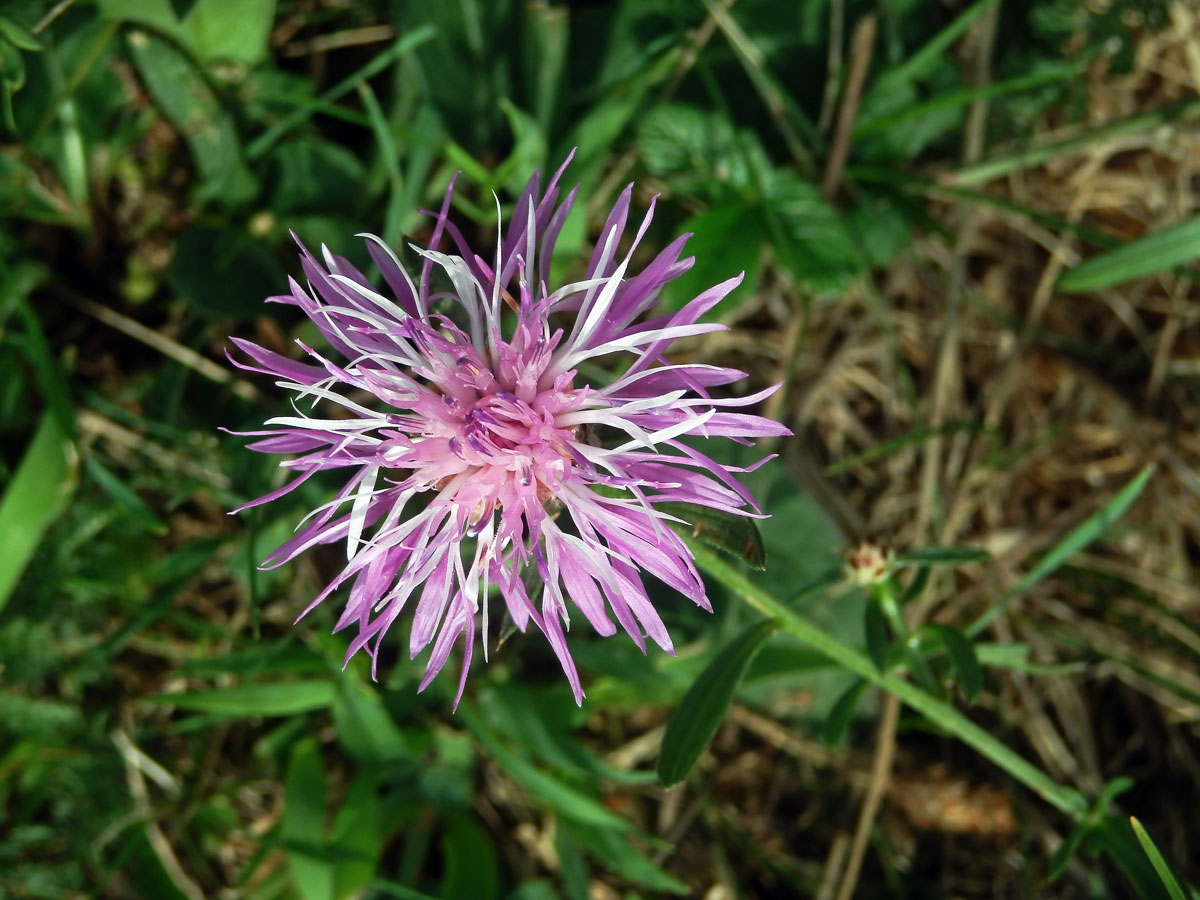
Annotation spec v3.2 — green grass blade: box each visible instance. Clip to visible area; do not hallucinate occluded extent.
[946,97,1200,187]
[1130,817,1188,900]
[148,680,336,715]
[246,25,437,161]
[1058,214,1200,292]
[872,0,998,92]
[968,465,1154,637]
[0,413,78,613]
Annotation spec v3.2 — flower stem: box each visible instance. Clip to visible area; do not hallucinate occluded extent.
[689,541,1090,819]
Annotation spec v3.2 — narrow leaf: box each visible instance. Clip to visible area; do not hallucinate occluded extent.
[822,678,869,747]
[925,624,982,702]
[657,619,777,786]
[968,465,1154,637]
[1129,817,1188,900]
[458,706,632,832]
[863,595,889,673]
[149,680,335,715]
[1058,215,1200,292]
[898,546,989,566]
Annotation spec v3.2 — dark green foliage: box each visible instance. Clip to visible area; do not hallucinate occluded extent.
[0,1,1192,898]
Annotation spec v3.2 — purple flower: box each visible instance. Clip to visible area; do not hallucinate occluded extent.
[229,154,789,705]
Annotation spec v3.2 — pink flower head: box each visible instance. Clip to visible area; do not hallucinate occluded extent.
[229,154,789,705]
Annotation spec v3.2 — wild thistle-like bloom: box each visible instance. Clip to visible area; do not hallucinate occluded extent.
[230,154,788,704]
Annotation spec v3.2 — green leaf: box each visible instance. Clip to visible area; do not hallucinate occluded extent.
[924,624,982,702]
[1048,823,1091,879]
[0,16,43,52]
[968,465,1155,637]
[329,773,383,899]
[84,456,166,535]
[332,676,413,765]
[664,201,764,313]
[897,546,990,566]
[149,680,336,716]
[0,413,77,613]
[660,501,766,569]
[563,823,688,894]
[98,0,276,65]
[1091,815,1177,900]
[768,172,861,295]
[284,739,334,900]
[439,814,502,900]
[126,29,256,207]
[657,619,777,786]
[458,705,632,831]
[167,224,285,318]
[822,678,869,747]
[1058,214,1200,292]
[1130,817,1188,900]
[863,595,889,673]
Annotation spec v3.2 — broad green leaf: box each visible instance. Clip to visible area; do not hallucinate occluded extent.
[0,16,42,52]
[167,224,285,318]
[284,739,334,900]
[638,103,771,192]
[126,30,256,207]
[768,172,861,295]
[897,546,990,566]
[330,773,384,899]
[150,680,335,715]
[98,0,276,65]
[657,619,777,786]
[924,624,982,702]
[0,413,77,613]
[822,678,869,747]
[439,814,502,900]
[664,201,764,313]
[332,676,413,765]
[1130,817,1188,900]
[1058,215,1200,292]
[660,501,766,569]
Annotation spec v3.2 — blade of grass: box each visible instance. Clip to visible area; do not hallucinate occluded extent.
[1057,214,1200,292]
[855,62,1078,138]
[1130,817,1188,900]
[967,465,1154,637]
[945,97,1200,187]
[868,0,998,94]
[246,25,436,161]
[824,421,988,476]
[355,81,404,247]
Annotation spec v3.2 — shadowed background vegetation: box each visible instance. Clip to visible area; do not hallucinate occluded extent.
[2,0,1199,898]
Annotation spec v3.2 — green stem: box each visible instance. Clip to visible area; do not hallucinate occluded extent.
[691,542,1090,819]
